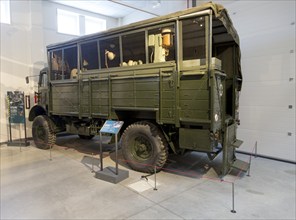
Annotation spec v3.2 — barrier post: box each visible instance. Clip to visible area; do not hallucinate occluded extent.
[153,165,157,191]
[100,132,103,171]
[231,182,236,213]
[115,134,118,175]
[91,153,94,173]
[49,145,52,161]
[19,125,22,152]
[247,154,252,177]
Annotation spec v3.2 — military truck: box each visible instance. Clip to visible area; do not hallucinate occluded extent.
[28,2,244,176]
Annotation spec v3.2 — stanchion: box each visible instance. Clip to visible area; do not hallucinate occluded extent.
[141,165,158,191]
[255,141,258,158]
[49,145,52,161]
[231,182,236,213]
[247,141,257,177]
[19,125,22,152]
[153,165,157,191]
[91,153,94,173]
[247,154,252,177]
[99,132,103,171]
[115,134,118,175]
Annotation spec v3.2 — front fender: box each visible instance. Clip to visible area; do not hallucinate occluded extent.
[29,105,47,121]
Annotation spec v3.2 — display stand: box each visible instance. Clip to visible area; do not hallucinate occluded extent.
[7,91,30,147]
[95,120,129,183]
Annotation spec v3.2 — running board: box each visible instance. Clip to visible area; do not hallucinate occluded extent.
[231,139,243,148]
[231,159,250,172]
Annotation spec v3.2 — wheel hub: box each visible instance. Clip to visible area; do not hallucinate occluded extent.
[36,126,46,140]
[131,136,152,160]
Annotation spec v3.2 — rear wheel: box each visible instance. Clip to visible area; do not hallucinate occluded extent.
[121,121,168,173]
[32,115,56,149]
[78,134,94,140]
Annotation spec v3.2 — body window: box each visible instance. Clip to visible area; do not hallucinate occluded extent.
[50,50,63,80]
[50,46,77,80]
[121,32,145,66]
[100,37,120,69]
[148,25,175,63]
[42,74,48,87]
[64,47,77,79]
[182,17,206,60]
[39,72,48,87]
[81,41,99,71]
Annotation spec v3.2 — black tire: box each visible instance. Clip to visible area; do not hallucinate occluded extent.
[121,121,168,173]
[32,115,56,149]
[78,134,94,140]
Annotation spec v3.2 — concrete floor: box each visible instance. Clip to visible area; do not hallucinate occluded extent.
[1,135,295,219]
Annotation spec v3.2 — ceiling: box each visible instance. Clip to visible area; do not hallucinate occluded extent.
[51,0,162,18]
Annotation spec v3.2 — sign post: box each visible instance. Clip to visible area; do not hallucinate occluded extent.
[95,120,129,184]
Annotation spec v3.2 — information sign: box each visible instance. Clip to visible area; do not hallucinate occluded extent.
[6,90,30,146]
[100,120,124,134]
[7,91,25,124]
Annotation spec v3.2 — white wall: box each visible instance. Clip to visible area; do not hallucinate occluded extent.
[0,0,118,143]
[214,0,295,162]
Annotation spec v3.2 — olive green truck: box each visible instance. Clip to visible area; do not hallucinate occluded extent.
[28,2,244,176]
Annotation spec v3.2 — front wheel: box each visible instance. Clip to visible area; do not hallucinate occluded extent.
[121,121,168,173]
[32,115,56,149]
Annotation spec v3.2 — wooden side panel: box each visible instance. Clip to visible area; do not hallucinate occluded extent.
[51,83,79,114]
[111,78,159,108]
[108,65,176,123]
[91,80,109,116]
[160,73,176,123]
[179,75,210,121]
[81,82,90,114]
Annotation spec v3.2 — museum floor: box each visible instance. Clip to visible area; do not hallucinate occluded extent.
[1,135,295,220]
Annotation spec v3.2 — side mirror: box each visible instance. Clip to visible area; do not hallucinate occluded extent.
[25,76,29,84]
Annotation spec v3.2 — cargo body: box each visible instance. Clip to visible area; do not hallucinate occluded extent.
[29,2,243,176]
